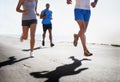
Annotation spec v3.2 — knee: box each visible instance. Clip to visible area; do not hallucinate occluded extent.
[43,33,45,36]
[30,34,35,39]
[23,36,28,40]
[49,33,52,36]
[43,32,46,35]
[49,32,52,36]
[79,30,84,37]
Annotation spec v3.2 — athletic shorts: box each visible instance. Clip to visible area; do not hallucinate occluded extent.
[22,19,37,27]
[74,8,91,22]
[43,24,52,32]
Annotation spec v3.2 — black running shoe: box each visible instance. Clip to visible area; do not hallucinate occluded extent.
[50,43,54,47]
[42,40,45,46]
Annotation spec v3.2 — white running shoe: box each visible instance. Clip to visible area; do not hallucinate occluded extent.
[30,52,34,58]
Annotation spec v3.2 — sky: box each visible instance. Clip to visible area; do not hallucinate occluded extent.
[0,0,120,44]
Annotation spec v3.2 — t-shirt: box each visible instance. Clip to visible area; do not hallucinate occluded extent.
[75,0,90,10]
[22,0,36,20]
[42,9,52,24]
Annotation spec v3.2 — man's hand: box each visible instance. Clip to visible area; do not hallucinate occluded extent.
[67,0,72,4]
[91,2,97,8]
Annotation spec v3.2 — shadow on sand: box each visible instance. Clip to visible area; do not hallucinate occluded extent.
[0,56,30,68]
[22,46,49,52]
[22,47,41,51]
[30,56,91,82]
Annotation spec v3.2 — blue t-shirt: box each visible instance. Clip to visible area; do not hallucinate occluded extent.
[42,9,52,24]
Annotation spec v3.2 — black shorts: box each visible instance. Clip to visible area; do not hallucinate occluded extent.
[43,24,52,32]
[22,19,37,27]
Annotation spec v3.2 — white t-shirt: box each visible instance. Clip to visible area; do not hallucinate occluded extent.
[75,0,90,10]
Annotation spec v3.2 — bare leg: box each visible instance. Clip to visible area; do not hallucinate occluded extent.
[77,20,87,51]
[30,24,36,56]
[42,31,46,41]
[83,21,89,48]
[48,29,52,44]
[20,26,29,42]
[48,29,54,47]
[75,20,92,56]
[42,31,46,46]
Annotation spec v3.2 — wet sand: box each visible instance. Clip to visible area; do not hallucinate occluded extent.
[0,36,120,82]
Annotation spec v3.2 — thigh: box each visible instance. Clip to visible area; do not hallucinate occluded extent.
[84,22,89,32]
[30,24,36,37]
[48,24,52,30]
[77,20,89,32]
[76,20,84,31]
[22,26,29,36]
[48,29,52,35]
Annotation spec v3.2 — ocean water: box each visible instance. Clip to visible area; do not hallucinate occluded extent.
[0,34,120,46]
[0,34,72,42]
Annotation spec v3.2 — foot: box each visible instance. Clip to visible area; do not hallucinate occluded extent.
[42,40,45,46]
[50,43,54,47]
[73,34,78,47]
[30,52,34,58]
[84,50,93,56]
[20,36,23,42]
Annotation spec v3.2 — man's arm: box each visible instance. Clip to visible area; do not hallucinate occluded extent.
[40,11,47,19]
[66,0,72,4]
[91,0,98,8]
[94,0,98,4]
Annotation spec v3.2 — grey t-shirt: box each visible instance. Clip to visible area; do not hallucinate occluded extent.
[22,0,36,20]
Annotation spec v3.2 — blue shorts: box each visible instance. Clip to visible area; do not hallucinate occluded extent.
[74,8,91,22]
[22,19,37,27]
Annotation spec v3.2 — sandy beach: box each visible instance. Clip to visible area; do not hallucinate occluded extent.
[0,36,120,82]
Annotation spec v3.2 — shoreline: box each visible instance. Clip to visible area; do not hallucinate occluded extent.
[0,35,120,47]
